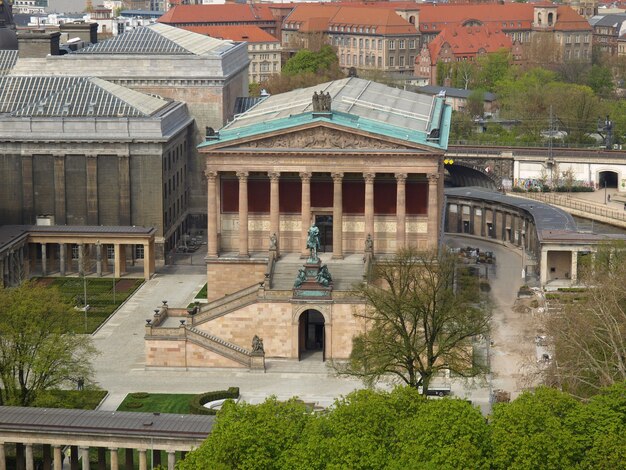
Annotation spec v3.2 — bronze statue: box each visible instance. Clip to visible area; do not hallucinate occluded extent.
[294,267,307,288]
[312,91,331,112]
[316,264,332,287]
[306,224,321,262]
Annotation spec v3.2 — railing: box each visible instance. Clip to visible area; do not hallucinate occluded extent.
[514,192,626,223]
[191,283,261,326]
[186,327,251,367]
[265,250,277,290]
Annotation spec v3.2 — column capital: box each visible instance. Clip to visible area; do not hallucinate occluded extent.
[236,171,249,180]
[427,173,440,182]
[204,169,218,180]
[268,171,281,181]
[363,172,376,183]
[395,173,408,183]
[299,171,312,182]
[331,172,344,182]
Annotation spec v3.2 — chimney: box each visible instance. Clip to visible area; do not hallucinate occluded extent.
[59,22,98,45]
[17,31,61,57]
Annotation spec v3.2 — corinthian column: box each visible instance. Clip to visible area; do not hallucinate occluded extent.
[364,172,375,248]
[269,171,280,253]
[205,170,219,258]
[427,173,440,249]
[300,172,312,258]
[395,173,407,250]
[237,171,249,258]
[332,172,343,259]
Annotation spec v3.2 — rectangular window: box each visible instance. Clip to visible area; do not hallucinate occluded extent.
[135,245,144,259]
[378,56,382,67]
[378,39,383,50]
[389,39,396,49]
[353,38,357,47]
[389,56,395,66]
[399,39,405,49]
[399,56,405,67]
[365,39,369,49]
[347,54,351,65]
[409,39,415,49]
[359,38,363,48]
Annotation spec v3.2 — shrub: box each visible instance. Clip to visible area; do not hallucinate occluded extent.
[189,387,240,415]
[124,400,144,409]
[131,392,150,399]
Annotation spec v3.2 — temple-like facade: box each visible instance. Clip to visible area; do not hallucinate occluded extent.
[144,78,452,368]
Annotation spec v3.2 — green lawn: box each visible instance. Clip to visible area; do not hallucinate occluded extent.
[117,392,197,414]
[35,277,143,333]
[32,389,108,410]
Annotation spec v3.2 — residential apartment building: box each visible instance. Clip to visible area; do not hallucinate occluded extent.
[182,25,282,84]
[590,13,626,56]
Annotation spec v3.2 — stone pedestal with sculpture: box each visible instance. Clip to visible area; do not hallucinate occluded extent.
[293,224,333,300]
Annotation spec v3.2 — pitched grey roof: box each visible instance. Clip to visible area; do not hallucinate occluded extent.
[0,406,214,439]
[416,85,497,102]
[225,77,436,135]
[0,76,169,117]
[75,22,234,56]
[0,50,18,75]
[589,13,626,27]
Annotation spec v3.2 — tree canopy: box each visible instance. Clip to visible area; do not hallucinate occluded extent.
[0,282,97,406]
[282,45,339,77]
[338,248,491,393]
[179,383,626,470]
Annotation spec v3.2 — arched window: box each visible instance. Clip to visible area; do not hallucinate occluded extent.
[548,12,554,26]
[409,15,415,25]
[537,12,542,26]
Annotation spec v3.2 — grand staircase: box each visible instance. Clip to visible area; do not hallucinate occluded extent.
[271,253,365,291]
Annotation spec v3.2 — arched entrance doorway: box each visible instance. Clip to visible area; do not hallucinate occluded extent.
[599,171,618,188]
[298,309,325,361]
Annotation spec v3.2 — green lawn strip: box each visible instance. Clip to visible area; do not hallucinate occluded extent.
[117,393,197,414]
[34,277,143,333]
[32,389,108,410]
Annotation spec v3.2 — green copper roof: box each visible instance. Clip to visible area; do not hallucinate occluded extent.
[199,78,451,152]
[199,106,451,151]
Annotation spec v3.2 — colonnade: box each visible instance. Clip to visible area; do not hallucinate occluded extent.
[0,244,27,288]
[206,170,440,258]
[33,241,154,280]
[0,442,180,470]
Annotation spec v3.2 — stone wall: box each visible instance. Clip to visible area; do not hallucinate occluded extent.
[206,261,266,301]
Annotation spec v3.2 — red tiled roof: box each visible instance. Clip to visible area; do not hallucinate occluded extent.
[329,7,416,34]
[180,25,279,43]
[159,4,275,24]
[285,4,415,34]
[427,25,512,64]
[417,3,590,32]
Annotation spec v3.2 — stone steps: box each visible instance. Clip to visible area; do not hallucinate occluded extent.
[272,257,365,291]
[265,352,332,374]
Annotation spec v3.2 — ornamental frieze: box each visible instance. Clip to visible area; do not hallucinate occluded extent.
[235,127,406,150]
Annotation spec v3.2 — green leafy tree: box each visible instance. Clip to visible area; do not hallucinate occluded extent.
[282,45,338,76]
[490,387,586,470]
[178,397,312,470]
[587,64,614,98]
[475,49,512,91]
[466,89,486,118]
[0,282,97,406]
[338,248,491,393]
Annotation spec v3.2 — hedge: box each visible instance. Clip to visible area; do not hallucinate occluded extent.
[189,387,240,415]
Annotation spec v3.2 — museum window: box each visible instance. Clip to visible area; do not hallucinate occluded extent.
[409,39,415,49]
[359,38,363,48]
[72,245,79,260]
[353,38,357,47]
[399,39,405,49]
[399,56,405,67]
[135,245,144,260]
[378,39,382,50]
[107,245,114,260]
[389,56,395,66]
[389,39,395,49]
[365,39,369,49]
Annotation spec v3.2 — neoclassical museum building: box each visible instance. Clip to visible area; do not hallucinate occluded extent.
[145,78,452,369]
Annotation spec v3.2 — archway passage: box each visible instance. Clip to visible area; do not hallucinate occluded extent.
[298,309,325,361]
[599,171,618,188]
[445,163,498,189]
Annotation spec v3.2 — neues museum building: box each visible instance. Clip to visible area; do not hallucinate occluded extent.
[145,78,452,369]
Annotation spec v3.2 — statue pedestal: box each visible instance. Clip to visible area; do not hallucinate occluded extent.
[250,352,265,372]
[293,259,333,300]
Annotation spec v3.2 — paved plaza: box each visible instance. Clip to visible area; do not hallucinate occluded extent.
[93,238,536,413]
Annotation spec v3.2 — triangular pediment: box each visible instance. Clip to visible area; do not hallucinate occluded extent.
[204,122,440,153]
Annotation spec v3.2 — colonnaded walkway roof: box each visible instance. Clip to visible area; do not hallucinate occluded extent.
[201,77,451,150]
[75,23,235,56]
[0,406,214,439]
[445,187,626,243]
[0,76,170,117]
